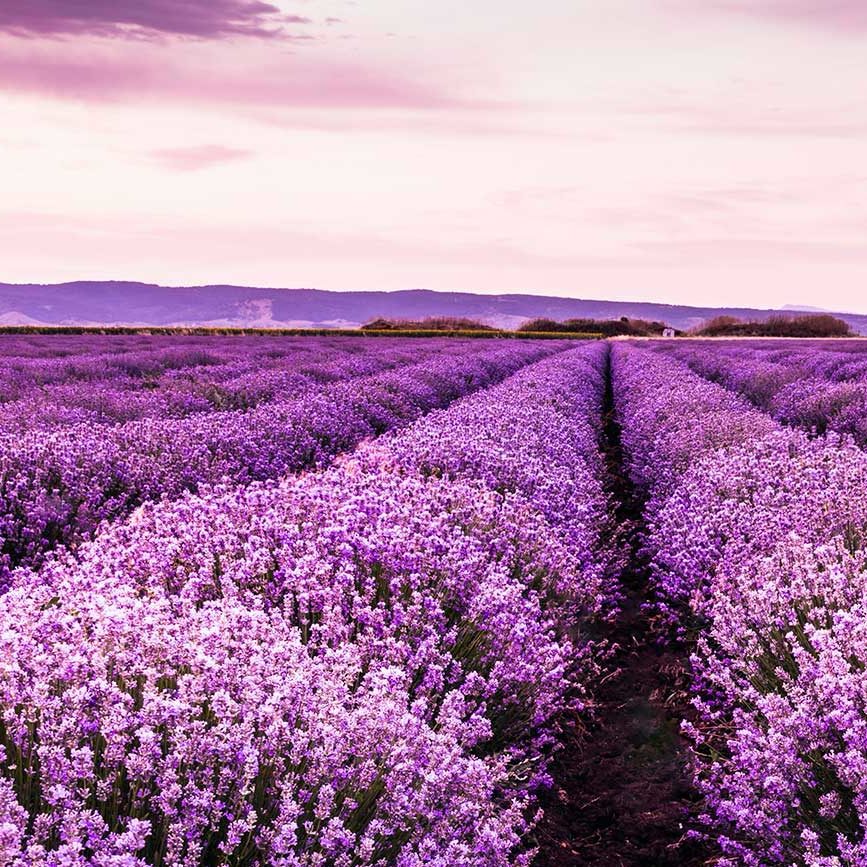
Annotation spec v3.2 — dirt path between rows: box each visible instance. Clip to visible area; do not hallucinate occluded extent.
[534,348,717,866]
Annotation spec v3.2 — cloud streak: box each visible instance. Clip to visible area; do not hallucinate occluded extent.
[632,238,867,265]
[0,0,309,39]
[150,145,253,171]
[0,46,458,110]
[621,96,867,139]
[698,0,867,31]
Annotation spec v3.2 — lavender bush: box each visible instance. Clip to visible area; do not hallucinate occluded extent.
[0,344,614,865]
[656,339,867,447]
[614,343,867,864]
[0,339,563,583]
[0,338,439,428]
[17,333,867,864]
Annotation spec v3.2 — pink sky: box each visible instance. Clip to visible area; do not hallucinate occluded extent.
[2,0,867,311]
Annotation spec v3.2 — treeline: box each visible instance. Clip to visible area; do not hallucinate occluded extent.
[2,313,852,340]
[693,313,852,338]
[360,317,599,338]
[361,316,498,332]
[363,315,673,337]
[518,316,673,337]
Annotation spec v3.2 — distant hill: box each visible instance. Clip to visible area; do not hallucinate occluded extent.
[1,281,866,334]
[780,304,830,313]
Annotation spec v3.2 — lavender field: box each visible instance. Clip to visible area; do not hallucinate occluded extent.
[3,334,867,866]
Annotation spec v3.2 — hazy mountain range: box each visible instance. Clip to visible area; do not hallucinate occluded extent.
[2,281,866,334]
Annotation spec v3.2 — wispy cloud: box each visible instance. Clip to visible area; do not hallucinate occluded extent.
[0,46,458,110]
[0,0,309,40]
[681,0,867,32]
[621,97,867,139]
[632,238,867,265]
[150,145,253,171]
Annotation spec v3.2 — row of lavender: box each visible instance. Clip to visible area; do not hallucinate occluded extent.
[655,339,867,447]
[0,337,446,428]
[613,343,867,865]
[0,339,566,584]
[0,335,287,407]
[0,343,616,866]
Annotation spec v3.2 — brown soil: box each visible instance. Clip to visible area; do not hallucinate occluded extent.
[533,349,718,866]
[533,587,714,866]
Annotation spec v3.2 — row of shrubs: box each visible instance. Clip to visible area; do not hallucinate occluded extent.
[692,313,852,337]
[517,316,673,337]
[0,312,855,339]
[365,313,856,339]
[365,316,672,337]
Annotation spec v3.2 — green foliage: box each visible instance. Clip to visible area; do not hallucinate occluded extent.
[518,317,673,337]
[694,314,852,338]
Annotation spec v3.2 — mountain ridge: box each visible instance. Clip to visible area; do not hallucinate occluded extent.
[2,281,866,334]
